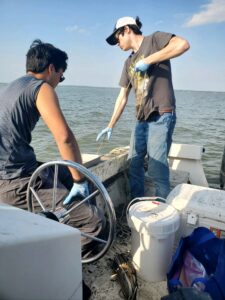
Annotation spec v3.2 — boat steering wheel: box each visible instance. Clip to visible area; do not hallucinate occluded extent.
[26,160,116,264]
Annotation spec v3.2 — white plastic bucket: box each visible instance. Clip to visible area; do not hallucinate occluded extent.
[127,198,180,282]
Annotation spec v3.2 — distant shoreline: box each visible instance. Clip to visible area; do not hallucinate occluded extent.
[0,82,224,93]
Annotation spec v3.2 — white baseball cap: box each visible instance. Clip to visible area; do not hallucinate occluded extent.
[106,16,137,45]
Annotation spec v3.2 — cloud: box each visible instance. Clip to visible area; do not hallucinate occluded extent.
[90,23,102,30]
[185,0,225,27]
[154,20,164,26]
[65,25,88,34]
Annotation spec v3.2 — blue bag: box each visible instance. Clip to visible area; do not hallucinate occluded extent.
[167,227,225,300]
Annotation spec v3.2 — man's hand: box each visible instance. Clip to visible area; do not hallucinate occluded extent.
[96,127,112,142]
[63,181,89,205]
[134,60,150,72]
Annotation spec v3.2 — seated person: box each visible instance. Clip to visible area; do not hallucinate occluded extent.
[0,39,105,257]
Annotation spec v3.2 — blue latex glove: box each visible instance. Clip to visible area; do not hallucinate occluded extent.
[96,127,112,142]
[134,60,150,72]
[63,181,89,205]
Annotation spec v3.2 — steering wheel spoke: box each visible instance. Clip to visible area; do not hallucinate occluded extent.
[30,187,47,212]
[65,189,100,216]
[81,232,107,244]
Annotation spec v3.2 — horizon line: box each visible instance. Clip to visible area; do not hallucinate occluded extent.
[0,82,224,94]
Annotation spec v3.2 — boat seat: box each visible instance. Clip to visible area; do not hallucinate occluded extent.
[168,143,208,187]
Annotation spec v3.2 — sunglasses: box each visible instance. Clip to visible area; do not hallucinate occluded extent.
[59,75,65,83]
[115,28,124,43]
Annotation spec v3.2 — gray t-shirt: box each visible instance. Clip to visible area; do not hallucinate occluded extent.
[119,31,176,120]
[0,75,44,179]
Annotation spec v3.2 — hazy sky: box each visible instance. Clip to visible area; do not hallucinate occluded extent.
[0,0,225,91]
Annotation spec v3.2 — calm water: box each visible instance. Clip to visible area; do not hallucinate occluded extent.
[0,83,224,188]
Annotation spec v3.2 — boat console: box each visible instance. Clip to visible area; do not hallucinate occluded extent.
[0,204,82,300]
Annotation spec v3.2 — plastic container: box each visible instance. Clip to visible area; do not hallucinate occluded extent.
[0,204,82,300]
[127,198,180,282]
[167,183,225,244]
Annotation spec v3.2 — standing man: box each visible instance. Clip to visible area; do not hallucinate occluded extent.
[0,39,104,256]
[97,16,190,199]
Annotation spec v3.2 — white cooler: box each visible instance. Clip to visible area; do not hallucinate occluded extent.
[0,204,82,300]
[127,199,180,282]
[167,183,225,244]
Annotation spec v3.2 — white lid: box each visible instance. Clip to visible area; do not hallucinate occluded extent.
[167,184,225,221]
[128,201,180,238]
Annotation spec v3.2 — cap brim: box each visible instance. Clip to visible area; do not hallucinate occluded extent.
[106,29,119,46]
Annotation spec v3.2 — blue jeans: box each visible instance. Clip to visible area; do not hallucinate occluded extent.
[128,112,176,199]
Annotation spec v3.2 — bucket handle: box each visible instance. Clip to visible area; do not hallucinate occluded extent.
[126,197,166,223]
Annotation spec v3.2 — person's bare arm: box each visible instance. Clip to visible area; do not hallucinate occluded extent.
[108,86,130,128]
[36,83,83,182]
[143,36,190,65]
